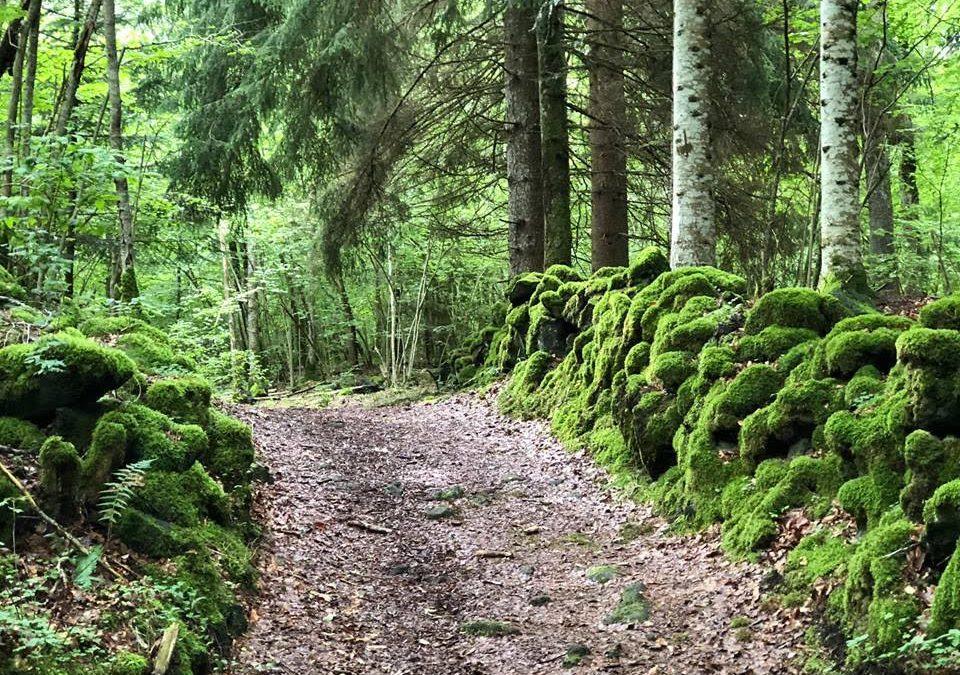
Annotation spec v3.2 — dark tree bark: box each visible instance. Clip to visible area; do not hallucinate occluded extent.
[537,1,571,268]
[0,10,26,269]
[0,1,30,79]
[504,0,545,276]
[586,0,628,270]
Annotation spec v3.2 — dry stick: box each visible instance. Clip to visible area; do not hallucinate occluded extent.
[0,452,126,580]
[346,520,393,535]
[152,622,179,675]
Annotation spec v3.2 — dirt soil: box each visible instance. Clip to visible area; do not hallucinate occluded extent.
[229,391,814,675]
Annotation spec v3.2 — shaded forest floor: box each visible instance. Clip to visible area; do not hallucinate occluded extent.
[229,391,818,675]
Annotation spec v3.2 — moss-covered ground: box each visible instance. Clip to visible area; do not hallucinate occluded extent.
[451,250,960,671]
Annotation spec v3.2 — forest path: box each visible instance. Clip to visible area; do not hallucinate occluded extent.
[230,392,808,675]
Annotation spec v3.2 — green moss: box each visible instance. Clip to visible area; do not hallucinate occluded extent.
[544,264,584,283]
[506,273,543,307]
[585,564,620,584]
[626,247,670,287]
[145,377,212,427]
[924,479,960,564]
[38,437,81,520]
[79,316,168,344]
[738,326,819,363]
[603,583,651,625]
[920,294,960,330]
[133,463,229,528]
[896,327,960,370]
[0,333,136,420]
[785,531,852,589]
[837,476,884,529]
[722,454,843,557]
[900,430,945,521]
[114,507,184,557]
[704,365,781,435]
[104,652,148,675]
[698,345,737,381]
[844,366,884,407]
[649,351,696,391]
[0,416,45,452]
[930,543,960,635]
[841,516,921,656]
[744,288,849,336]
[101,405,207,472]
[623,342,650,375]
[80,421,128,502]
[204,410,255,487]
[539,290,565,318]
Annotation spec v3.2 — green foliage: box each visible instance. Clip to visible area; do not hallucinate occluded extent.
[98,460,155,536]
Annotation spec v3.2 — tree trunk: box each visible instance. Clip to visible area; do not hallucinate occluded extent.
[819,0,865,289]
[104,0,137,301]
[670,0,716,269]
[504,0,545,276]
[218,219,240,352]
[538,1,571,268]
[587,0,628,270]
[54,0,101,138]
[0,12,26,268]
[20,0,41,180]
[334,268,360,367]
[246,238,260,354]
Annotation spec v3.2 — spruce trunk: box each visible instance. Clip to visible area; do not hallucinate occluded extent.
[504,0,545,276]
[587,0,628,270]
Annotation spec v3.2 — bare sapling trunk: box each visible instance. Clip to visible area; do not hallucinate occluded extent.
[55,0,101,138]
[538,1,572,267]
[505,0,545,276]
[819,0,866,290]
[587,0,628,270]
[670,0,716,269]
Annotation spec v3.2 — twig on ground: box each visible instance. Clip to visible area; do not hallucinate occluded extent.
[346,520,393,535]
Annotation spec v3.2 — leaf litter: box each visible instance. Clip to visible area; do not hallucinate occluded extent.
[229,391,813,674]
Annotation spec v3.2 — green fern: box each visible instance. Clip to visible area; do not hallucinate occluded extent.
[98,459,154,536]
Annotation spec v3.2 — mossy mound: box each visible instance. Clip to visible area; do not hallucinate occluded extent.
[80,315,196,375]
[484,256,960,658]
[0,333,136,420]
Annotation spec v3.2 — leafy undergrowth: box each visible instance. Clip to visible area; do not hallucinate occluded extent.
[0,287,261,674]
[447,249,960,673]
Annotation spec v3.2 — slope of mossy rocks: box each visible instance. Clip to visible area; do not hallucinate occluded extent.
[474,250,960,666]
[0,311,261,674]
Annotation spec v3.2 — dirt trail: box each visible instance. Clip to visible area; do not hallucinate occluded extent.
[230,392,809,675]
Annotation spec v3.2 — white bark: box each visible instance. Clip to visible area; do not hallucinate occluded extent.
[819,0,863,286]
[670,0,716,269]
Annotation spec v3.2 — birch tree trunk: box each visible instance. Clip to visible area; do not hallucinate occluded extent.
[104,0,137,301]
[504,0,544,275]
[538,1,571,267]
[819,0,865,289]
[587,0,628,270]
[670,0,716,269]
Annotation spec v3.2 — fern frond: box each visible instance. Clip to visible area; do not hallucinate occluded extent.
[98,459,154,536]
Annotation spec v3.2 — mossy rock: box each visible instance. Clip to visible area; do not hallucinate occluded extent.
[585,564,620,584]
[924,479,960,564]
[930,543,960,636]
[38,437,81,521]
[134,463,230,528]
[784,531,852,590]
[704,365,781,436]
[544,264,584,284]
[506,273,543,307]
[649,351,696,391]
[145,376,213,427]
[626,247,670,287]
[744,288,849,336]
[738,326,819,363]
[920,294,960,330]
[0,333,136,421]
[603,583,651,625]
[80,420,129,502]
[841,515,921,656]
[101,405,208,473]
[0,416,45,452]
[204,410,255,487]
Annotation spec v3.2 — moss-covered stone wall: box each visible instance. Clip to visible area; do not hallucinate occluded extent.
[454,249,960,667]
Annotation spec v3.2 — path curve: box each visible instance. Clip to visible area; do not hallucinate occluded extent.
[230,392,808,675]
